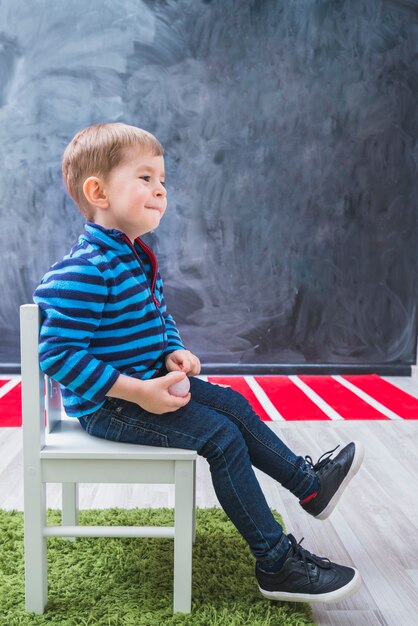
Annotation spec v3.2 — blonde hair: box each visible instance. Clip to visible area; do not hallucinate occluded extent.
[62,122,164,220]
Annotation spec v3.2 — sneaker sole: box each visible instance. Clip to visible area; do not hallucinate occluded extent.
[258,567,361,603]
[315,440,365,521]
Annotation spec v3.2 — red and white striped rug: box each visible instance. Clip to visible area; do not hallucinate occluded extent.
[205,374,418,422]
[1,374,417,427]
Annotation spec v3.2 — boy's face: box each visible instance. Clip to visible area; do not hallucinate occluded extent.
[89,148,167,242]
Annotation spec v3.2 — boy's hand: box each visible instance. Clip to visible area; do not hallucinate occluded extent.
[133,371,191,414]
[165,349,201,376]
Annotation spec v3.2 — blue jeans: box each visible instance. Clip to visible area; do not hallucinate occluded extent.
[78,373,318,567]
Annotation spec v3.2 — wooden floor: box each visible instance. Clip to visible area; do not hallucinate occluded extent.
[1,375,418,626]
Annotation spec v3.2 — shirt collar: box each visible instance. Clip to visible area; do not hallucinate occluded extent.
[81,221,134,252]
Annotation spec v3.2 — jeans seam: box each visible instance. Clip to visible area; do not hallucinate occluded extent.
[207,433,273,553]
[105,417,124,441]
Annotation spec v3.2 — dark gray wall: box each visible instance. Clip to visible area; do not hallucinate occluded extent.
[1,0,417,374]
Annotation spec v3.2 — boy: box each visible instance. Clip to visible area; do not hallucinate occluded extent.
[33,122,364,603]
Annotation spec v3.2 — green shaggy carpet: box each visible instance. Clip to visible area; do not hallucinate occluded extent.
[0,507,315,626]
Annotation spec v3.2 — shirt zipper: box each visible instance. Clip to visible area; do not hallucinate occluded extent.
[121,234,161,308]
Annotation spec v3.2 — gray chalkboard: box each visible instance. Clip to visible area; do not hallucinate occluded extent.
[1,0,417,375]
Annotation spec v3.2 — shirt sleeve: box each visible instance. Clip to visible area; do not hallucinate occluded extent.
[156,271,186,356]
[32,257,120,403]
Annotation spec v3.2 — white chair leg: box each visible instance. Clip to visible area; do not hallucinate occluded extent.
[24,481,48,614]
[173,460,194,613]
[192,460,196,544]
[62,482,79,542]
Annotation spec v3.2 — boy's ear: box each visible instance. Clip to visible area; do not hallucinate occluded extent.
[83,176,109,208]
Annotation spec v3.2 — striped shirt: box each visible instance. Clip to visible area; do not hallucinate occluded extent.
[32,221,186,418]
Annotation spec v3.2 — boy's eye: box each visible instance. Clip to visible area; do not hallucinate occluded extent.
[140,176,166,187]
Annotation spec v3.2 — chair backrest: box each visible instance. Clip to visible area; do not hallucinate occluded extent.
[20,304,63,455]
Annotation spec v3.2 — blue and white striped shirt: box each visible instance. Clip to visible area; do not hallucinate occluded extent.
[33,221,186,418]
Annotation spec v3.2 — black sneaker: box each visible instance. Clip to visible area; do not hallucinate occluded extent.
[300,441,364,520]
[256,534,361,603]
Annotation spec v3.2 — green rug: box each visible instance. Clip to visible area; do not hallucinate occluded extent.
[0,507,315,626]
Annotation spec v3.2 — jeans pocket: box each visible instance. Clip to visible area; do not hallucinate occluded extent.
[83,406,113,438]
[106,415,170,447]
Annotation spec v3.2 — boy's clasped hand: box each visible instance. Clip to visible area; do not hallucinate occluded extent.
[165,349,200,403]
[131,350,200,415]
[165,349,201,376]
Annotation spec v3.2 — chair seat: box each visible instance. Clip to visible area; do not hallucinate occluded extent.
[40,419,197,461]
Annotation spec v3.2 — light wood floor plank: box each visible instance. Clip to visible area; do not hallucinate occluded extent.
[312,609,386,626]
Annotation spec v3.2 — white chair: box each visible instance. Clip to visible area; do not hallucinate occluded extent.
[20,303,197,614]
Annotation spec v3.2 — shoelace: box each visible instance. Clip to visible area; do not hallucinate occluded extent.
[305,444,340,474]
[287,534,331,582]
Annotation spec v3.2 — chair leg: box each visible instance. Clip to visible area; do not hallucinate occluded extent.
[62,483,79,542]
[24,481,48,614]
[192,460,196,544]
[173,460,194,613]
